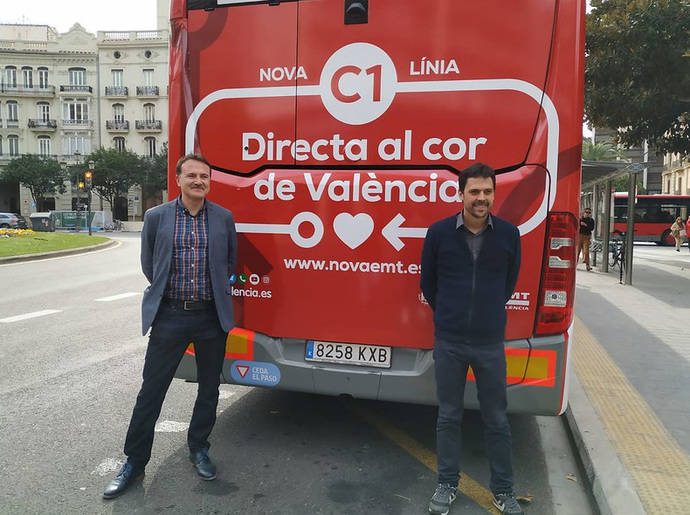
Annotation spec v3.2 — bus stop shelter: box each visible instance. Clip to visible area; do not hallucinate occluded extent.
[580,160,649,285]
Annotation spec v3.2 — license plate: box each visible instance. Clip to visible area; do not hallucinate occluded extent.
[305,341,392,368]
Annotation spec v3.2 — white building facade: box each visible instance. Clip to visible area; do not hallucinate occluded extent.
[0,21,169,220]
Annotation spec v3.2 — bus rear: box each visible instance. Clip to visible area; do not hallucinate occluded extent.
[169,0,585,415]
[613,193,690,245]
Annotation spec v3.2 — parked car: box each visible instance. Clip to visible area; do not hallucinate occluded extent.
[12,213,28,229]
[0,212,20,229]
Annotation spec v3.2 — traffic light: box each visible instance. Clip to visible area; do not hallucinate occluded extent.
[78,181,85,190]
[85,171,93,189]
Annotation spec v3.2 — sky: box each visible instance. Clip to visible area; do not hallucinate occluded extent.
[0,0,159,34]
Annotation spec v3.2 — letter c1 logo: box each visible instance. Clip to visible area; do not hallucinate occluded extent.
[320,43,397,125]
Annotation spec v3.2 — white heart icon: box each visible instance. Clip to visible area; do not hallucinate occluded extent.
[333,213,374,249]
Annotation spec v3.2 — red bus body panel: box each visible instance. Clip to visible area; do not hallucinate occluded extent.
[169,0,585,413]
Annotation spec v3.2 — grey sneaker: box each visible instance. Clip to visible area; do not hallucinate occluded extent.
[492,492,524,514]
[428,483,457,515]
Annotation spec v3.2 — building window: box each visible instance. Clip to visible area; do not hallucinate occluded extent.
[7,101,18,121]
[5,66,17,88]
[22,67,33,88]
[145,137,156,157]
[38,136,51,157]
[113,103,125,122]
[38,67,49,88]
[679,178,683,193]
[63,99,88,121]
[0,136,3,156]
[112,69,123,88]
[8,135,19,156]
[68,67,86,86]
[143,103,155,122]
[113,136,126,152]
[65,134,87,156]
[143,69,154,87]
[37,102,50,122]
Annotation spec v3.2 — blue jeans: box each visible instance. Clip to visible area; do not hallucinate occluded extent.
[124,303,226,468]
[434,338,514,494]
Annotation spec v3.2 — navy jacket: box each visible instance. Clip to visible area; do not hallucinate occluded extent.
[420,213,521,344]
[140,199,238,335]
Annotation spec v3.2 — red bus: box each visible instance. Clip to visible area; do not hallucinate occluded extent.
[168,0,585,415]
[613,193,690,245]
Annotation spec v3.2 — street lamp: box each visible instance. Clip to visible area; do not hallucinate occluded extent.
[86,160,94,236]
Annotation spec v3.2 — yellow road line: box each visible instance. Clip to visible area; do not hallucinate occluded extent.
[349,402,499,514]
[573,317,690,514]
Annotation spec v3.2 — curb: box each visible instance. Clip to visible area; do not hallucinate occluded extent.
[0,238,118,264]
[565,372,646,515]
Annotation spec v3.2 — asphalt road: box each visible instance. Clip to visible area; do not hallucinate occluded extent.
[0,234,594,514]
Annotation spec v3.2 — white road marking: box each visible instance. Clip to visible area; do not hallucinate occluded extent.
[0,309,61,323]
[155,420,189,433]
[218,390,235,400]
[91,458,124,476]
[95,292,141,302]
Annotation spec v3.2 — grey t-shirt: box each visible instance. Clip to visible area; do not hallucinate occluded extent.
[456,212,494,261]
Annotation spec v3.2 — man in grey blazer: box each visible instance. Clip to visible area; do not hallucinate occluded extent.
[104,153,238,499]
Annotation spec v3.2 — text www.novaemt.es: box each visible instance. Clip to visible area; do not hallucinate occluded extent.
[283,258,421,274]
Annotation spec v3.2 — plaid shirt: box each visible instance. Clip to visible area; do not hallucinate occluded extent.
[165,197,212,301]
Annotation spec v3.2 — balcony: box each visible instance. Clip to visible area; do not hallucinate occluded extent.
[62,153,92,163]
[135,120,162,132]
[136,86,159,97]
[5,119,19,128]
[105,86,128,97]
[0,84,56,96]
[28,119,58,131]
[60,85,93,93]
[106,120,130,132]
[62,119,94,128]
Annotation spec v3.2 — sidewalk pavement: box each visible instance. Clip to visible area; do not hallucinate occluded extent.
[568,245,690,515]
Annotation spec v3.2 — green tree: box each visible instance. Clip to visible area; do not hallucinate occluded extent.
[585,0,690,156]
[86,147,146,215]
[1,155,66,205]
[141,143,168,209]
[143,143,168,191]
[581,140,625,161]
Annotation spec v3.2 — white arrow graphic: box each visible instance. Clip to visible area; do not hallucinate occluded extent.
[236,211,324,249]
[382,214,427,251]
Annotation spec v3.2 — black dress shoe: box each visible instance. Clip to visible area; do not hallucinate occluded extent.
[189,448,217,480]
[103,462,144,499]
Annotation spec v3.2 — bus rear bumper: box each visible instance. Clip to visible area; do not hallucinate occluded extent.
[175,332,567,415]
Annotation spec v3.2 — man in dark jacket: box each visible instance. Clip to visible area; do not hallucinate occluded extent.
[103,154,238,499]
[421,163,522,515]
[576,208,595,271]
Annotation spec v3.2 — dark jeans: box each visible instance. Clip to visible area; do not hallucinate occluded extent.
[434,338,514,494]
[124,303,227,469]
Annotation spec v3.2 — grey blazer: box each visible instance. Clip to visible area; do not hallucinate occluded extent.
[140,198,238,335]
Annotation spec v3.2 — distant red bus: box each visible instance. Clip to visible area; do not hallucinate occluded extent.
[168,0,585,415]
[613,193,690,245]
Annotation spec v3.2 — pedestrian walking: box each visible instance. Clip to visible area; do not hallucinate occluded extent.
[420,163,523,515]
[686,217,690,252]
[103,154,238,499]
[670,217,684,252]
[576,207,595,271]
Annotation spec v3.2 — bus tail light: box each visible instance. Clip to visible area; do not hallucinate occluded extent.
[535,212,577,336]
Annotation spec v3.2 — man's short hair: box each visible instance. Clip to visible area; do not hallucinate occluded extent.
[175,153,211,176]
[458,163,496,192]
